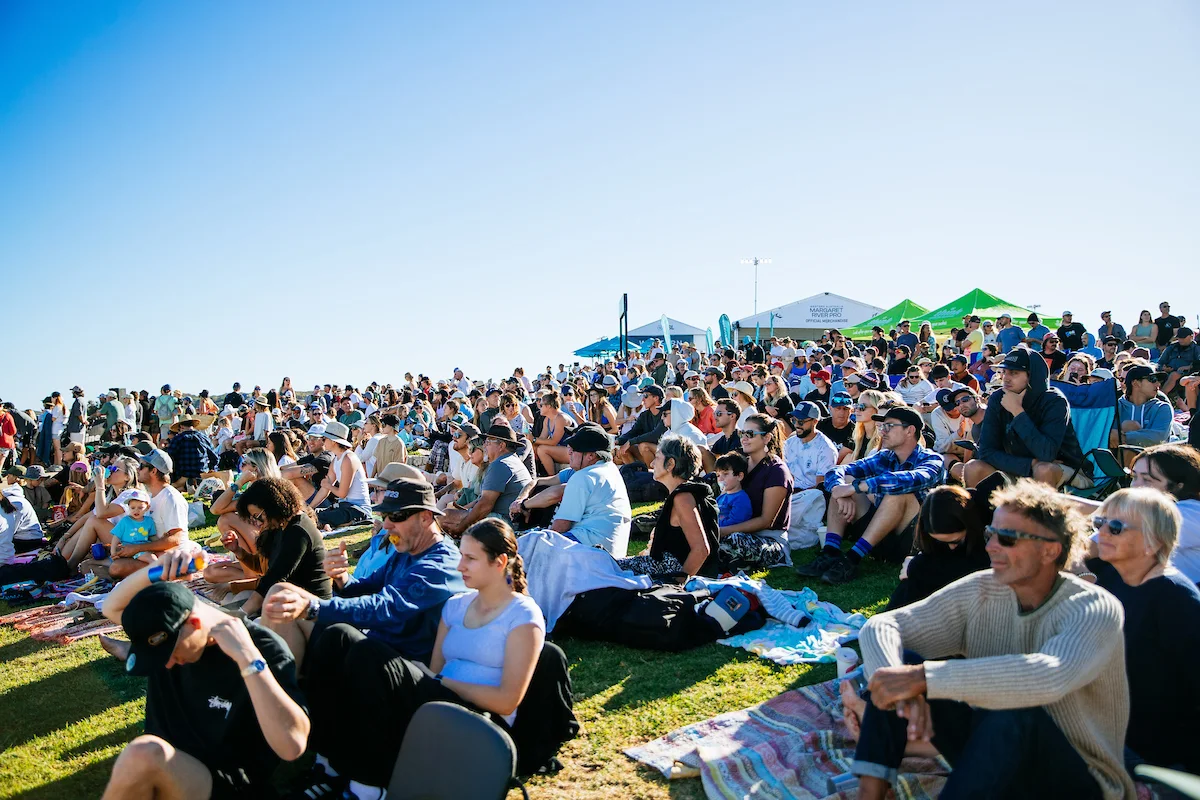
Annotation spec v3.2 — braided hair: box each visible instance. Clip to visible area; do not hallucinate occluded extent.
[463,518,527,594]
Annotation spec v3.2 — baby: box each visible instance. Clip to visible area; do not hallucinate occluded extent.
[107,488,159,563]
[714,452,752,527]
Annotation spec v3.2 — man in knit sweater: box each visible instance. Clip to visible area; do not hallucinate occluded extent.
[852,480,1133,800]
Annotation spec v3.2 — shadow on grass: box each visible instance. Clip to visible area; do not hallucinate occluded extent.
[0,660,122,751]
[16,753,119,800]
[60,721,143,759]
[561,637,737,712]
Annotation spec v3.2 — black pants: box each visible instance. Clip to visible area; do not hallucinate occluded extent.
[853,691,1102,799]
[305,623,576,786]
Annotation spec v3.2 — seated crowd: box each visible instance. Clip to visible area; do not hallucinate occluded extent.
[0,302,1198,798]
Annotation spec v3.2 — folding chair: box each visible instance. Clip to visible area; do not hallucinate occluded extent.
[1050,378,1128,500]
[387,702,527,800]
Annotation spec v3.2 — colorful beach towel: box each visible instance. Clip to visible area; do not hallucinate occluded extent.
[686,576,867,665]
[626,677,950,799]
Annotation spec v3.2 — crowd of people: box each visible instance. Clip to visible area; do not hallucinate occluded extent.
[1,299,1199,799]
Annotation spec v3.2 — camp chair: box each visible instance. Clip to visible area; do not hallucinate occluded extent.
[1135,765,1200,798]
[1050,378,1128,500]
[387,702,527,800]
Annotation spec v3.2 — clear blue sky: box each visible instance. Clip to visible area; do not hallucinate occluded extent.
[2,2,1197,408]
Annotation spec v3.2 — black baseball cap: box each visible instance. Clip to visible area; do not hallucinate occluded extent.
[373,478,443,516]
[1177,327,1194,339]
[122,582,195,676]
[641,384,665,400]
[563,422,613,453]
[871,407,924,433]
[1125,366,1161,384]
[998,348,1032,372]
[935,388,958,412]
[1102,336,1120,345]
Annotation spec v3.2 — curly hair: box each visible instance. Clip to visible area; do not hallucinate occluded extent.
[236,477,314,528]
[463,518,527,593]
[990,478,1088,568]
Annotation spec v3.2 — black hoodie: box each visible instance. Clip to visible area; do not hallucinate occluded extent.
[976,348,1088,477]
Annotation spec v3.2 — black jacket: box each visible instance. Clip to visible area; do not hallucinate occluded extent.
[976,348,1088,476]
[616,408,665,447]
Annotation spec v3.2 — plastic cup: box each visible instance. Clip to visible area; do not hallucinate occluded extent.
[90,542,107,560]
[835,646,860,678]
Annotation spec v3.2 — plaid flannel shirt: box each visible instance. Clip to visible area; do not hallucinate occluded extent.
[824,444,945,503]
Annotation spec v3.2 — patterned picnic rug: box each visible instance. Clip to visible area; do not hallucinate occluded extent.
[626,677,950,800]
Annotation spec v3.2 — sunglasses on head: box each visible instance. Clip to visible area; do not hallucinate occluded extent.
[1092,516,1137,536]
[983,525,1059,547]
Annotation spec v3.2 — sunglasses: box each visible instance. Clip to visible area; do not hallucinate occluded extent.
[245,509,267,527]
[738,429,766,438]
[383,509,421,524]
[1092,516,1137,536]
[983,525,1059,547]
[853,403,870,412]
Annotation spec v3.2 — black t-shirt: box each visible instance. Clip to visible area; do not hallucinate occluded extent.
[710,385,730,400]
[256,514,333,600]
[1043,350,1068,375]
[1057,322,1088,351]
[709,431,743,457]
[818,418,854,450]
[297,451,334,487]
[887,358,912,376]
[1155,315,1181,348]
[225,392,246,409]
[144,619,305,786]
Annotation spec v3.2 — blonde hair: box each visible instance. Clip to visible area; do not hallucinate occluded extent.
[240,447,282,480]
[991,479,1088,568]
[851,389,889,460]
[1099,487,1182,568]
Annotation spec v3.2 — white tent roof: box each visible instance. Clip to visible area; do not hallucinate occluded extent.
[735,292,885,331]
[627,317,707,337]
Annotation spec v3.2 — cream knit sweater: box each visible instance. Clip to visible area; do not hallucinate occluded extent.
[860,571,1135,800]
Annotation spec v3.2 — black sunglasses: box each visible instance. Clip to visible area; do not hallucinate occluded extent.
[382,509,421,524]
[984,525,1059,547]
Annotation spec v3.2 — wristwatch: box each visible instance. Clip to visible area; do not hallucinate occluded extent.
[305,598,320,621]
[240,658,267,678]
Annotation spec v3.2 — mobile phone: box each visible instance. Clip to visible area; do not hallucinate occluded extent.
[954,440,977,451]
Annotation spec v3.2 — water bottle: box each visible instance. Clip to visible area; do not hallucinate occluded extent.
[147,554,207,583]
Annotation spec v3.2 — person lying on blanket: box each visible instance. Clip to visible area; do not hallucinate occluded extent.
[850,479,1133,800]
[100,548,309,799]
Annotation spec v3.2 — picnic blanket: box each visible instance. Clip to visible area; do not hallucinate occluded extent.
[0,602,122,644]
[626,677,950,799]
[686,576,867,665]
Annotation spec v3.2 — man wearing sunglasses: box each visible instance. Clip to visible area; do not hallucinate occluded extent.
[798,407,943,585]
[851,480,1132,800]
[262,477,465,670]
[1114,366,1172,455]
[966,347,1091,491]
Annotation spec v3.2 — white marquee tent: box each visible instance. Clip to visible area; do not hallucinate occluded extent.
[734,292,885,341]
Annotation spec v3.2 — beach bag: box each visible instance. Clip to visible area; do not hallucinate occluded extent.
[187,501,207,529]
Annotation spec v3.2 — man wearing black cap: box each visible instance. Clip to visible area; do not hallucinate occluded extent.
[797,407,944,585]
[543,422,632,556]
[1116,366,1173,453]
[946,386,988,484]
[262,477,465,669]
[964,346,1090,490]
[1096,336,1120,370]
[614,384,666,466]
[1157,327,1200,395]
[930,388,970,464]
[101,550,309,798]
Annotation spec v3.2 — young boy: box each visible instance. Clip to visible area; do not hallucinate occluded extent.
[108,488,159,564]
[714,452,752,527]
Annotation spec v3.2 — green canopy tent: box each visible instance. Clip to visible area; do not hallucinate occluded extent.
[920,289,1060,335]
[842,299,931,341]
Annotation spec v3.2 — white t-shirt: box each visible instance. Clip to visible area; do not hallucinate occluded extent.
[783,431,839,490]
[1171,499,1200,585]
[554,460,633,558]
[50,406,67,437]
[439,592,545,724]
[150,484,188,538]
[896,378,935,406]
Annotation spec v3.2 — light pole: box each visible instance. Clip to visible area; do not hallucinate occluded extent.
[740,256,771,342]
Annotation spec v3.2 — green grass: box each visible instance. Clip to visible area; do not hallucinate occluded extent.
[0,511,899,799]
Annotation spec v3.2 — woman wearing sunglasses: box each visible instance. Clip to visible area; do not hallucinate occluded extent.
[1084,487,1200,776]
[885,485,990,611]
[838,389,887,465]
[717,414,793,569]
[234,477,332,615]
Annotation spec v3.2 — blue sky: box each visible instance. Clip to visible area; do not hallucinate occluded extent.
[2,2,1197,408]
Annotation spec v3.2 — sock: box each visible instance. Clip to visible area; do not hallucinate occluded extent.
[314,754,338,777]
[847,539,873,564]
[821,531,842,556]
[347,780,385,800]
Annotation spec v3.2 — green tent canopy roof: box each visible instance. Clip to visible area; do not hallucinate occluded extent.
[916,289,1060,334]
[843,299,931,340]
